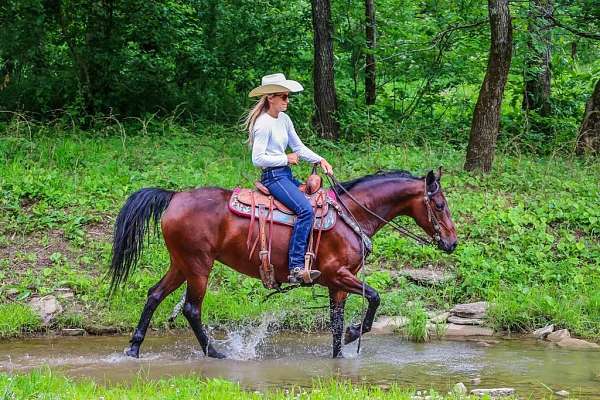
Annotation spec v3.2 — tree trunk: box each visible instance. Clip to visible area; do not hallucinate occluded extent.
[311,0,340,139]
[577,78,600,154]
[522,0,552,117]
[464,0,513,173]
[365,0,376,105]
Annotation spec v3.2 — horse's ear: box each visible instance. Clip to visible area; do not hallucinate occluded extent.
[436,166,443,181]
[426,170,436,186]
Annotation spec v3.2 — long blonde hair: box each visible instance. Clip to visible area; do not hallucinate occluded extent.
[243,95,269,145]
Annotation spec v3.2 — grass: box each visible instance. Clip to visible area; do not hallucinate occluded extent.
[0,304,41,338]
[0,121,599,339]
[0,369,518,400]
[406,303,429,342]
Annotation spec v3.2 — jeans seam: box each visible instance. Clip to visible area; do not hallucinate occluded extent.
[273,180,302,210]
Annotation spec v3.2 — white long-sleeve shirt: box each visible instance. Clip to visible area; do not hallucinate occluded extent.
[251,112,323,168]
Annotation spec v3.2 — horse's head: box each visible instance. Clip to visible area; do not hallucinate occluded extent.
[413,167,457,253]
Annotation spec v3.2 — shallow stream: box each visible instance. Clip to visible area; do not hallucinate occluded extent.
[1,328,599,398]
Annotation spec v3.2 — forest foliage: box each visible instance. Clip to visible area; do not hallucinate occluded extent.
[1,0,599,153]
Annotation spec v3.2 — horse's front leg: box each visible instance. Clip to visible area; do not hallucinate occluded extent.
[329,289,348,358]
[332,267,380,345]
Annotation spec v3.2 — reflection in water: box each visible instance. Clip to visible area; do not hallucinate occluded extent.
[1,331,599,398]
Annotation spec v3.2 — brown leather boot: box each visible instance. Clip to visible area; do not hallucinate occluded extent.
[288,267,321,284]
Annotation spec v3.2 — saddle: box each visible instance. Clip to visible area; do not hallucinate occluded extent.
[228,166,338,289]
[236,182,330,218]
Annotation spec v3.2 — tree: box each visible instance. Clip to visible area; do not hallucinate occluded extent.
[577,78,600,154]
[522,0,552,117]
[464,0,513,173]
[312,0,340,139]
[365,0,376,105]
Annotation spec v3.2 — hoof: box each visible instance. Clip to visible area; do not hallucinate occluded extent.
[344,323,361,345]
[333,351,345,359]
[125,347,140,358]
[207,348,226,359]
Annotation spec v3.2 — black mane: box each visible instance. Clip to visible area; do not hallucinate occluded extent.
[336,170,422,191]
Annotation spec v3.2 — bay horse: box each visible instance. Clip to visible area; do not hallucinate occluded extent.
[109,168,457,359]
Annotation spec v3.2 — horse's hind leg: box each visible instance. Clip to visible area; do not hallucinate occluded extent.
[329,289,348,358]
[126,266,184,358]
[182,274,226,359]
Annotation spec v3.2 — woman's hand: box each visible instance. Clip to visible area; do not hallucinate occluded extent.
[287,152,299,165]
[320,158,334,176]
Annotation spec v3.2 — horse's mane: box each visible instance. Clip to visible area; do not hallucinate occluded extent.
[336,169,422,191]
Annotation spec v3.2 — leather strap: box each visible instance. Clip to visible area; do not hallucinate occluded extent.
[246,191,256,252]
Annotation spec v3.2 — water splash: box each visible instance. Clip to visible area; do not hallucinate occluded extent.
[218,312,282,360]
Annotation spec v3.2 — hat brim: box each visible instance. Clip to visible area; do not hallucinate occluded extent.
[249,80,304,97]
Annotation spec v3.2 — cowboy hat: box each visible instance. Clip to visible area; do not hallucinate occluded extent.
[248,73,304,97]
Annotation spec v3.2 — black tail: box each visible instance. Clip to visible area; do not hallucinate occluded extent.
[108,188,175,296]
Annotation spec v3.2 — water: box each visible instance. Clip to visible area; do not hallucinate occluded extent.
[1,328,599,398]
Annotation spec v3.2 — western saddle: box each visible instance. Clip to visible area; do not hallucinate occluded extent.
[229,168,334,289]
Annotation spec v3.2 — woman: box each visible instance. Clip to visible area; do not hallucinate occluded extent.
[244,73,333,284]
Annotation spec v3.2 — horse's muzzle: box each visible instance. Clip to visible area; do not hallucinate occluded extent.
[439,239,457,253]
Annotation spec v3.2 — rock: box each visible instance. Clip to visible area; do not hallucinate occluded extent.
[532,324,554,339]
[430,312,450,323]
[555,390,569,397]
[28,295,63,325]
[86,326,119,335]
[556,338,600,350]
[54,288,74,299]
[61,328,85,336]
[450,302,488,319]
[547,329,570,343]
[444,323,494,337]
[448,316,485,325]
[371,316,408,334]
[470,377,481,385]
[470,388,515,398]
[453,382,468,395]
[397,268,454,286]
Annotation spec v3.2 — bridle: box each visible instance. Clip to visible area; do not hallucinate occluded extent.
[326,174,444,247]
[424,179,443,244]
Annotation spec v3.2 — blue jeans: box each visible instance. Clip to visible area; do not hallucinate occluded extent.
[261,166,314,270]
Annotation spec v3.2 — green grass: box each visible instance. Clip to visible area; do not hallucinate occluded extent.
[0,122,599,338]
[406,303,429,342]
[0,369,516,400]
[0,303,41,338]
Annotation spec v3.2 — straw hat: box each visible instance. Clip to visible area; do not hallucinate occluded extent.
[248,73,304,97]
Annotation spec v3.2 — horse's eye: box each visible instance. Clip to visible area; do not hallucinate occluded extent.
[435,202,444,211]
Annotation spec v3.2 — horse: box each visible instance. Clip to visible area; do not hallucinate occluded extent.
[108,168,457,359]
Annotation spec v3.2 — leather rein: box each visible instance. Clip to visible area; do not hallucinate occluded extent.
[326,174,443,247]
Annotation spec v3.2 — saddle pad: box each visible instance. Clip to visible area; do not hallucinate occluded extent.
[228,188,337,231]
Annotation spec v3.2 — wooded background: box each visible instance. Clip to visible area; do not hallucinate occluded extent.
[1,0,599,170]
